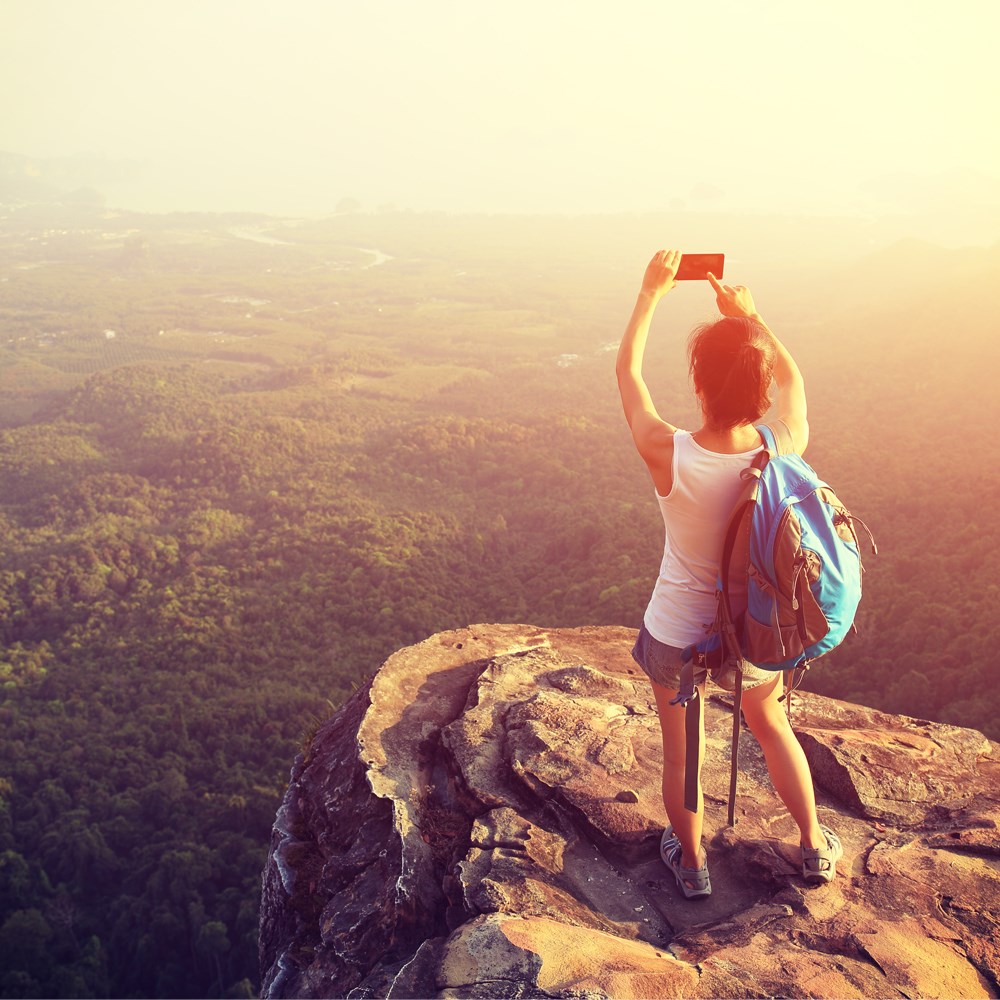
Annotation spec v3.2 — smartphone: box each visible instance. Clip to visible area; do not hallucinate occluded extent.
[675,253,724,281]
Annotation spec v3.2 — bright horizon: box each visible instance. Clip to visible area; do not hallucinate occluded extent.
[3,0,999,239]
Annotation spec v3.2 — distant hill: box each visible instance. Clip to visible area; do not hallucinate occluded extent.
[853,168,1000,246]
[0,149,143,206]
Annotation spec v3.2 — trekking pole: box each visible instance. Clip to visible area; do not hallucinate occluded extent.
[727,671,744,827]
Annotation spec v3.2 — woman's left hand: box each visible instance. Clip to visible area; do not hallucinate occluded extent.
[640,249,681,300]
[707,272,758,319]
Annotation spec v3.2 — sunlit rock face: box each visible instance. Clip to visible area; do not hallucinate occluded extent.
[259,625,1000,999]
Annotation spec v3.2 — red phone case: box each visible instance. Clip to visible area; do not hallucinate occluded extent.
[676,253,724,281]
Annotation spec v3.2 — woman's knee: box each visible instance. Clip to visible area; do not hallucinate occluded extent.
[659,704,690,767]
[740,675,791,739]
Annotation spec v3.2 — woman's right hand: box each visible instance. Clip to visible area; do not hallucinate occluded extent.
[708,272,758,319]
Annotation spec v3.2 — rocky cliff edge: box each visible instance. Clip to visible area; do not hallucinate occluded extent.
[259,625,1000,999]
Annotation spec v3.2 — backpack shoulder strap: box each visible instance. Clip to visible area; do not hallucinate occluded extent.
[757,419,795,457]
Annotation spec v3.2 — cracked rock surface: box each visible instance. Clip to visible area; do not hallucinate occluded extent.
[259,624,1000,999]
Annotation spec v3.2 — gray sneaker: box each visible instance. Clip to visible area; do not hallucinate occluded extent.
[801,825,843,884]
[661,826,712,899]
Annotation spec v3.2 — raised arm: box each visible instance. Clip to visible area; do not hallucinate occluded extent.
[706,272,809,454]
[615,249,681,493]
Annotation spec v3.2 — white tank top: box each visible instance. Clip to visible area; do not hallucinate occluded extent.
[643,429,764,648]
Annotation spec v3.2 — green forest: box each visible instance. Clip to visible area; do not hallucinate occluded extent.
[1,202,998,997]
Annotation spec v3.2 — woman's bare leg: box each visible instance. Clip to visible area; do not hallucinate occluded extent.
[649,678,706,871]
[739,674,825,849]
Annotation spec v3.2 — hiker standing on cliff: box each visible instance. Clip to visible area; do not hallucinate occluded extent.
[615,249,842,898]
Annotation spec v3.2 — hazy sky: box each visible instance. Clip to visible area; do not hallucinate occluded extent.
[3,0,999,219]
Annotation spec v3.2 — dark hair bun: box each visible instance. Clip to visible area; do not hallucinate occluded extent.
[687,317,776,429]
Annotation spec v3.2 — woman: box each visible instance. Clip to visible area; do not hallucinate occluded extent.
[616,249,841,899]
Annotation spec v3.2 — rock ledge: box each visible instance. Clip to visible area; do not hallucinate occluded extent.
[260,624,1000,999]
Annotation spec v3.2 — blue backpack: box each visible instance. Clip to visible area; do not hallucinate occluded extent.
[672,421,877,824]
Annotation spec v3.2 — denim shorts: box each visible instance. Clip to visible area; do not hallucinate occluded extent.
[630,622,776,693]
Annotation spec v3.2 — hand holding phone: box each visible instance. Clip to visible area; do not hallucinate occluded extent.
[641,249,683,299]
